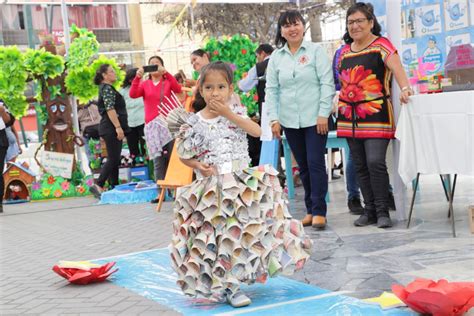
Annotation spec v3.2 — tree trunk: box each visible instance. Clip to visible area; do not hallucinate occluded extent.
[309,12,322,43]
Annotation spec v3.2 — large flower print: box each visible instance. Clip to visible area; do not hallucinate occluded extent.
[338,65,384,119]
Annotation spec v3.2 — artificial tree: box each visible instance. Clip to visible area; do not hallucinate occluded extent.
[202,35,259,115]
[0,25,124,200]
[0,46,30,118]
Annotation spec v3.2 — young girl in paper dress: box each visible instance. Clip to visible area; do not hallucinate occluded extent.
[168,61,312,308]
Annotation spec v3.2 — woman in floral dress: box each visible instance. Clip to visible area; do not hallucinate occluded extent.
[336,2,412,228]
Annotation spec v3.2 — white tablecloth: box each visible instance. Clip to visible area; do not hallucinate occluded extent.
[395,91,474,185]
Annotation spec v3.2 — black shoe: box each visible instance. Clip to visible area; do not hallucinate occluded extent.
[89,184,103,199]
[150,198,159,204]
[354,209,377,226]
[388,192,396,211]
[377,216,393,228]
[331,169,341,180]
[376,210,393,228]
[347,197,364,215]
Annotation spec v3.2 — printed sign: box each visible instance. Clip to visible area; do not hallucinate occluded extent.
[421,34,445,74]
[445,33,471,55]
[401,43,418,67]
[41,151,74,179]
[470,0,474,25]
[444,0,469,31]
[415,4,442,36]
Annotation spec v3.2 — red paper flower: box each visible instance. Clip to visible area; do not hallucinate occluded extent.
[392,278,474,316]
[47,175,55,185]
[253,94,259,101]
[52,261,118,285]
[338,65,384,119]
[241,49,247,55]
[213,50,219,56]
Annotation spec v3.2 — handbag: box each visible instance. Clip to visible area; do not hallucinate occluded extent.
[83,124,100,139]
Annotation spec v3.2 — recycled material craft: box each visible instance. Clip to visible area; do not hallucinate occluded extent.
[165,96,312,301]
[392,278,474,316]
[52,261,118,285]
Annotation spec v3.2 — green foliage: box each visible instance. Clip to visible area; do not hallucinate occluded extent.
[90,55,124,91]
[65,55,124,104]
[34,103,48,126]
[31,173,91,200]
[34,84,43,102]
[70,162,85,186]
[48,84,62,99]
[0,46,29,118]
[87,138,102,170]
[203,35,259,115]
[23,48,64,80]
[66,25,99,71]
[65,68,95,104]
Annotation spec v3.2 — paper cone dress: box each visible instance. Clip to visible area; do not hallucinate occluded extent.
[168,101,312,301]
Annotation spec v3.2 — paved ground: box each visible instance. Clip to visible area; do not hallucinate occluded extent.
[1,174,473,315]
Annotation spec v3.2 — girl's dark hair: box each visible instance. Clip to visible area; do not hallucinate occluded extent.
[123,68,138,88]
[191,49,210,60]
[148,55,164,66]
[343,2,382,44]
[275,10,306,48]
[198,61,234,91]
[192,91,206,112]
[94,64,111,85]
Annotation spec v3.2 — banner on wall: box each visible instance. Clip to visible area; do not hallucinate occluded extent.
[415,4,443,36]
[398,0,474,75]
[444,0,469,31]
[470,0,474,25]
[446,32,472,54]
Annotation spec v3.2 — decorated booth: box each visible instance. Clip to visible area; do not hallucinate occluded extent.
[0,24,126,201]
[363,0,474,233]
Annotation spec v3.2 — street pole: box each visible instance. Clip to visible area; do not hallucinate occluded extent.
[24,4,42,146]
[60,0,83,171]
[190,2,195,42]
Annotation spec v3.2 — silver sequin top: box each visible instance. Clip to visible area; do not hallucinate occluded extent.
[177,96,251,168]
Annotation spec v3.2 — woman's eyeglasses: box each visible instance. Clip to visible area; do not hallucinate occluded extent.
[347,18,369,26]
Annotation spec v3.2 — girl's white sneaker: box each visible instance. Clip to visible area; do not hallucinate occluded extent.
[226,291,251,308]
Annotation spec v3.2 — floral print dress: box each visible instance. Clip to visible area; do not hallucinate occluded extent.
[336,37,397,139]
[169,100,312,302]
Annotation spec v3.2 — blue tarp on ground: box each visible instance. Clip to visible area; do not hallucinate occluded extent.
[99,181,158,204]
[95,249,416,316]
